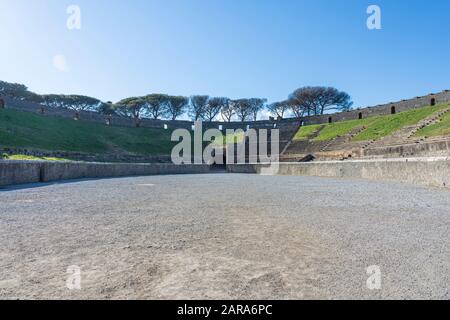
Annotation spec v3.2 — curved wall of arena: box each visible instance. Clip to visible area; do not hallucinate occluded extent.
[2,90,450,130]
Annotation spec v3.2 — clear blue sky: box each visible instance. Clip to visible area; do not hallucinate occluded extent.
[1,0,449,109]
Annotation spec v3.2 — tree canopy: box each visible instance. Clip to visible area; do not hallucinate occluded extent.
[233,99,253,122]
[145,94,169,120]
[220,100,235,122]
[114,97,148,126]
[288,86,353,116]
[98,101,116,115]
[189,95,209,121]
[204,97,229,122]
[1,79,354,123]
[165,96,189,120]
[0,80,42,102]
[267,101,290,119]
[42,94,102,112]
[249,98,267,121]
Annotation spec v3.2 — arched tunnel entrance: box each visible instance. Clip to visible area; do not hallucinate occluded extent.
[211,147,227,172]
[391,106,396,114]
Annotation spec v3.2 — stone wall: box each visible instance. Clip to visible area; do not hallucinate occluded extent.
[227,157,450,188]
[0,161,212,187]
[3,157,450,188]
[357,139,450,159]
[2,89,449,132]
[300,90,450,125]
[0,96,296,131]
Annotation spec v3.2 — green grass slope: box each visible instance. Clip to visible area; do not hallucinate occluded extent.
[293,104,448,142]
[1,154,69,161]
[415,110,450,138]
[293,124,321,141]
[0,109,176,155]
[353,104,446,141]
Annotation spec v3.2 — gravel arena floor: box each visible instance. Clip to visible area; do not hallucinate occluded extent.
[1,173,450,300]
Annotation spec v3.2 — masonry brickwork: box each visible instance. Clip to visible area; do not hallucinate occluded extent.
[2,90,449,131]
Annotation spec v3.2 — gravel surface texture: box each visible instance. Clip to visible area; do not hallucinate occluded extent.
[1,174,450,299]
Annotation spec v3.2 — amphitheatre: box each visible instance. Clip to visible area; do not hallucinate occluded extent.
[2,87,450,299]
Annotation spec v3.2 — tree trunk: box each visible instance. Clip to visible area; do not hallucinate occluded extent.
[134,117,140,128]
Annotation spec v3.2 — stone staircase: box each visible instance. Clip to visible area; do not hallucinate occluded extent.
[361,139,376,151]
[363,105,450,152]
[278,123,304,155]
[308,125,327,140]
[282,125,369,161]
[358,105,450,158]
[320,126,367,152]
[281,104,450,162]
[406,106,450,142]
[281,125,326,156]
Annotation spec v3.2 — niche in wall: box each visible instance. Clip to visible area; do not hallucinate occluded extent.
[391,106,396,114]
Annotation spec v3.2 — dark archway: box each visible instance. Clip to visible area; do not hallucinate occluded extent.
[391,106,396,115]
[211,148,227,171]
[358,112,363,120]
[328,117,332,124]
[0,98,5,109]
[431,98,436,106]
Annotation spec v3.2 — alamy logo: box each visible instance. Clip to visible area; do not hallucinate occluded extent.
[66,265,81,290]
[66,5,82,30]
[171,122,280,175]
[367,5,382,30]
[366,265,382,290]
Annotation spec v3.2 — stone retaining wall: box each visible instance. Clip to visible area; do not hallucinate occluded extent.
[3,158,450,189]
[359,139,450,158]
[0,147,172,164]
[227,158,450,188]
[0,96,296,131]
[0,161,212,187]
[3,90,450,129]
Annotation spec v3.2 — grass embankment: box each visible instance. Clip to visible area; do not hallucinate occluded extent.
[1,154,69,161]
[0,108,176,155]
[415,110,450,137]
[353,104,446,141]
[293,125,321,141]
[293,104,447,142]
